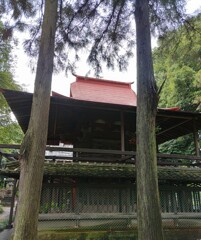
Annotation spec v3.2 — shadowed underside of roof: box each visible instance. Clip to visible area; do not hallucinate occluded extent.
[1,89,201,145]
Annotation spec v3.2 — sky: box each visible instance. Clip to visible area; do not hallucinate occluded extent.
[13,0,201,96]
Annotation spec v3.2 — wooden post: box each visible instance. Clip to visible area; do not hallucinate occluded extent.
[72,181,77,213]
[53,106,58,139]
[7,179,18,228]
[193,119,200,156]
[121,111,125,151]
[0,151,2,166]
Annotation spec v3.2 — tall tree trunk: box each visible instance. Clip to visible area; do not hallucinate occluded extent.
[135,1,164,240]
[13,1,58,239]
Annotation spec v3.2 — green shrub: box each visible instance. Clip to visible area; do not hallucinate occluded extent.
[0,220,8,232]
[38,231,137,240]
[0,205,4,214]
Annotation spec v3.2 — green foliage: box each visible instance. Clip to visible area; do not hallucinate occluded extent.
[159,134,196,155]
[0,21,23,144]
[153,14,201,111]
[0,0,189,75]
[37,229,201,240]
[0,205,3,214]
[153,14,201,154]
[0,122,23,144]
[0,220,8,232]
[38,231,137,240]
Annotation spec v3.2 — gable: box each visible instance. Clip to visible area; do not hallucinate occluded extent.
[70,75,137,106]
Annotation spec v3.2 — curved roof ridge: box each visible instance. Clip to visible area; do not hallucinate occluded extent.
[72,73,134,85]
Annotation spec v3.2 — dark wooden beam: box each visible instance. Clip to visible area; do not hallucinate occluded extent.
[0,144,20,149]
[121,111,125,151]
[157,153,201,160]
[193,118,200,156]
[156,119,191,136]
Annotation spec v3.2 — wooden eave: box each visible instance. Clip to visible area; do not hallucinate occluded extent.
[1,89,201,145]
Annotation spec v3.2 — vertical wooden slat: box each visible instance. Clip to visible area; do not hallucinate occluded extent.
[160,191,164,213]
[72,182,77,213]
[172,191,177,213]
[198,190,201,211]
[192,191,196,211]
[195,191,198,211]
[121,111,125,151]
[190,191,194,212]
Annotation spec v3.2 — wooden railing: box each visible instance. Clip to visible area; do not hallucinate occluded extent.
[0,144,201,167]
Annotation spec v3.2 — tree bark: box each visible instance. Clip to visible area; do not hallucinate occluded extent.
[135,0,164,240]
[13,1,58,239]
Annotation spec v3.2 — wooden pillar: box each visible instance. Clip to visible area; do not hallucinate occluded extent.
[72,181,77,213]
[193,119,200,156]
[8,179,18,228]
[119,188,122,213]
[53,105,58,144]
[0,151,2,166]
[121,111,125,151]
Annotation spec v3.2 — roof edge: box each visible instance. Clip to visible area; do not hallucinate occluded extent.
[72,73,134,85]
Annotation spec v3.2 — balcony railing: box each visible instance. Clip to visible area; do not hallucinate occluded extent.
[0,144,201,167]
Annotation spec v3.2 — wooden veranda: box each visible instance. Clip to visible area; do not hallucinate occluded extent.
[1,89,201,152]
[0,87,201,230]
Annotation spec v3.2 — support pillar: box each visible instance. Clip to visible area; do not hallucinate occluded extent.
[121,111,125,152]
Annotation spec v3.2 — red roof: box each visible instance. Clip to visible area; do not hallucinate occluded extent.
[70,75,137,106]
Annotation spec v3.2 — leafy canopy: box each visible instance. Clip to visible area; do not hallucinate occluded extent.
[0,0,189,75]
[153,14,201,154]
[153,14,201,111]
[0,21,23,144]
